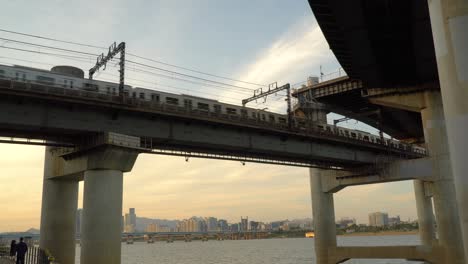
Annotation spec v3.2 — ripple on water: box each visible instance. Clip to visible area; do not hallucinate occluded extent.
[75,235,425,264]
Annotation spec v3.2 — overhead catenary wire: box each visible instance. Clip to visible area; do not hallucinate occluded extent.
[0,35,262,93]
[0,28,268,87]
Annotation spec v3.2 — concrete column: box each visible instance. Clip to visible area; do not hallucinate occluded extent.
[80,170,123,264]
[39,147,79,264]
[428,0,468,259]
[413,180,435,246]
[310,168,337,264]
[421,91,465,263]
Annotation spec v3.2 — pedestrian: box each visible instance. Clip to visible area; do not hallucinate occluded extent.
[15,237,27,264]
[9,240,16,259]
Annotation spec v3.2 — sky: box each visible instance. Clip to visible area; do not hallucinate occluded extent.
[0,0,417,231]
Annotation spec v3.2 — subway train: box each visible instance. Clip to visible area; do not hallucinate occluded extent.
[0,64,426,155]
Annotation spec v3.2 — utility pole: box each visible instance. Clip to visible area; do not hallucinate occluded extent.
[242,82,292,128]
[89,42,126,96]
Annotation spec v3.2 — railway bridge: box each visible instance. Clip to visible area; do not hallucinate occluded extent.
[0,69,428,264]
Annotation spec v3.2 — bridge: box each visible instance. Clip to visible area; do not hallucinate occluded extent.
[291,0,468,263]
[0,68,426,264]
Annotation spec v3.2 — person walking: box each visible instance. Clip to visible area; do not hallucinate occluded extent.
[15,237,27,264]
[9,240,16,259]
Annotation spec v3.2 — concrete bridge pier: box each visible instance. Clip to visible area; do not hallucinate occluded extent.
[421,91,465,263]
[39,147,79,264]
[310,168,336,264]
[428,0,468,259]
[80,170,124,264]
[79,147,138,264]
[39,133,140,264]
[413,180,435,247]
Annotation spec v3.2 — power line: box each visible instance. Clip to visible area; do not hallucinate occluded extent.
[0,28,107,49]
[0,37,99,57]
[126,53,266,87]
[0,34,261,92]
[0,46,93,61]
[0,28,268,87]
[126,60,255,91]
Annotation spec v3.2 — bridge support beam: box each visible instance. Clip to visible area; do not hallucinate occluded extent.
[428,0,468,260]
[39,147,79,264]
[310,168,336,264]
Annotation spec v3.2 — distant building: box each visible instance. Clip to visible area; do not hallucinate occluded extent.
[240,217,248,231]
[388,216,401,226]
[230,223,239,232]
[146,223,157,232]
[369,212,389,227]
[124,208,137,233]
[76,209,82,235]
[337,217,356,228]
[249,221,259,231]
[218,219,228,231]
[205,217,218,231]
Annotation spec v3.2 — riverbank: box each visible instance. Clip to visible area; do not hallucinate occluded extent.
[338,230,419,237]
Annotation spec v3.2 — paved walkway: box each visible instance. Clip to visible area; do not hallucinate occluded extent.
[0,257,14,264]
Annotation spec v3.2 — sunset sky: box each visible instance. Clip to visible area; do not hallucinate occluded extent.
[0,0,417,231]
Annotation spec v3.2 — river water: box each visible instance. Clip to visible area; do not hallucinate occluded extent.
[75,235,424,264]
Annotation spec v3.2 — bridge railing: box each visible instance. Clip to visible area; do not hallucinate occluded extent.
[0,78,426,158]
[0,246,53,264]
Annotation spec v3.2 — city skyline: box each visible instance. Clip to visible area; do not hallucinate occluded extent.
[0,0,418,232]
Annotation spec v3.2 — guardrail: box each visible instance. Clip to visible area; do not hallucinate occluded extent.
[0,246,53,264]
[0,78,426,158]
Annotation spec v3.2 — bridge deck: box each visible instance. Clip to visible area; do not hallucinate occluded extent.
[0,79,424,168]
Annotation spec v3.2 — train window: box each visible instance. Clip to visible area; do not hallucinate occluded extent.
[106,87,111,94]
[132,92,136,98]
[363,136,370,141]
[123,91,129,97]
[70,81,74,89]
[112,87,116,95]
[197,102,209,111]
[251,112,257,118]
[261,114,266,121]
[166,97,179,105]
[64,80,68,88]
[278,117,286,124]
[269,115,275,122]
[0,69,4,78]
[139,93,145,99]
[226,108,237,115]
[213,104,221,114]
[184,99,192,109]
[241,109,248,118]
[15,72,19,81]
[36,76,55,85]
[350,132,357,138]
[151,94,160,102]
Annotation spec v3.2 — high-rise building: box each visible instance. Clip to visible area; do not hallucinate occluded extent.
[240,217,248,231]
[76,209,83,235]
[368,212,389,227]
[124,208,137,233]
[205,217,218,231]
[218,219,228,231]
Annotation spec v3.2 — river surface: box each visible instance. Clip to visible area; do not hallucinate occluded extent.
[75,235,424,264]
